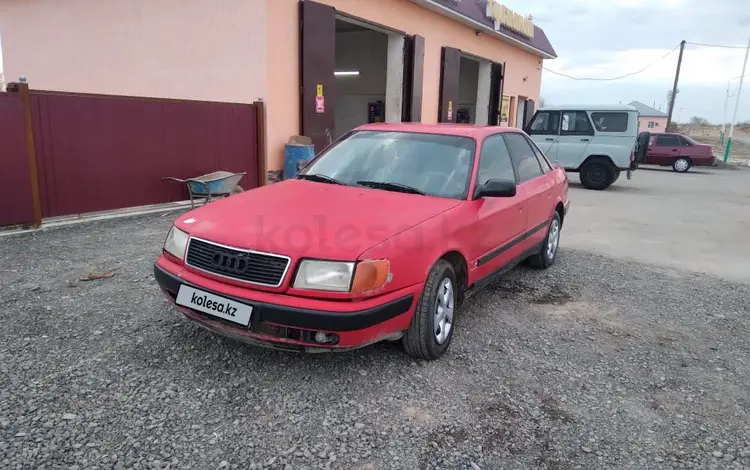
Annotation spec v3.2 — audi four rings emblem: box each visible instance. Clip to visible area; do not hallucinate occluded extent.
[211,252,249,274]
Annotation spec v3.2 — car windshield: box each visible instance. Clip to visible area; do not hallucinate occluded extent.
[299,130,476,199]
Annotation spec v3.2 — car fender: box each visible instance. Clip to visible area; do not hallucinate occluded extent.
[578,143,633,170]
[358,206,472,293]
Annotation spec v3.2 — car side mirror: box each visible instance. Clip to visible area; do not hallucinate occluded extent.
[476,179,516,198]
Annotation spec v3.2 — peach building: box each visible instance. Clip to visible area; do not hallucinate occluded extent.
[0,0,556,182]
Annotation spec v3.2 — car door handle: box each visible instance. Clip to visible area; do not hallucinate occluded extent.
[545,138,555,141]
[672,149,678,152]
[580,138,590,142]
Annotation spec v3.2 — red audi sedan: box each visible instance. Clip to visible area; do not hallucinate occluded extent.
[155,124,570,360]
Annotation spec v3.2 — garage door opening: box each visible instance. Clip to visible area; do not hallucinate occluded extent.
[439,47,500,125]
[334,18,404,139]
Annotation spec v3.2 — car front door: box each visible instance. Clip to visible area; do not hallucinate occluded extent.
[470,134,528,279]
[525,110,561,158]
[648,134,681,165]
[555,110,595,169]
[504,132,550,246]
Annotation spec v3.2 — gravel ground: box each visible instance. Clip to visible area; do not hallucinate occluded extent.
[1,213,748,470]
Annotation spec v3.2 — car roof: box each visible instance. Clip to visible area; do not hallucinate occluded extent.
[538,104,637,112]
[354,123,526,138]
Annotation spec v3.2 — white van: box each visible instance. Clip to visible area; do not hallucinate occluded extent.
[524,105,647,190]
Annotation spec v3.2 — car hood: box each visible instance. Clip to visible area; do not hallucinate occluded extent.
[175,179,461,260]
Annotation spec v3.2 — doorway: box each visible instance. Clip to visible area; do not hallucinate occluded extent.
[300,0,424,152]
[334,19,393,139]
[438,47,503,125]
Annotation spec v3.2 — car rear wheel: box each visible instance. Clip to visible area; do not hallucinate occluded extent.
[613,170,621,183]
[580,158,616,190]
[402,260,457,360]
[672,157,691,173]
[526,211,562,269]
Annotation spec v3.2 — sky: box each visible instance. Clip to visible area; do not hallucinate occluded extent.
[503,0,750,124]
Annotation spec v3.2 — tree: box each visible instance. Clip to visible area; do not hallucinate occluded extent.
[689,116,710,126]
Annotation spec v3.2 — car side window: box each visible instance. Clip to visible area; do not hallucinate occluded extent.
[655,135,680,147]
[560,111,594,136]
[590,112,629,132]
[678,136,692,147]
[526,136,553,172]
[477,135,516,187]
[527,111,560,135]
[504,133,543,183]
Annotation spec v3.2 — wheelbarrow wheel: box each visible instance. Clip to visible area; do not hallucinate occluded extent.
[231,185,244,195]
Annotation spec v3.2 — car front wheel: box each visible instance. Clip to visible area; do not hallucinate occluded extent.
[402,260,457,360]
[672,157,691,173]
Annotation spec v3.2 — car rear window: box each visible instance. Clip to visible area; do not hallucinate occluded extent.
[590,112,629,132]
[300,131,476,199]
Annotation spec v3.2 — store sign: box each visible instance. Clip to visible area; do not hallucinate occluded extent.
[500,95,510,123]
[485,1,534,39]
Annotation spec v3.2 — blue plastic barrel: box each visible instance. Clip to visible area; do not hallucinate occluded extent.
[283,143,316,180]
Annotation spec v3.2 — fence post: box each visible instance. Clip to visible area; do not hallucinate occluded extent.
[8,82,42,227]
[253,100,267,187]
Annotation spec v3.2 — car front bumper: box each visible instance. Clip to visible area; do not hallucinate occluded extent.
[154,257,418,352]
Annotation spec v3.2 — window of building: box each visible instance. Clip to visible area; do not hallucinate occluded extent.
[648,121,656,129]
[591,112,628,132]
[477,135,516,186]
[504,132,543,183]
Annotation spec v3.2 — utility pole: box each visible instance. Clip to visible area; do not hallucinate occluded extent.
[724,36,750,163]
[721,80,731,145]
[666,40,686,131]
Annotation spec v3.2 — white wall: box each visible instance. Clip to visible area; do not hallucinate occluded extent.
[458,57,479,123]
[334,29,388,138]
[0,0,267,103]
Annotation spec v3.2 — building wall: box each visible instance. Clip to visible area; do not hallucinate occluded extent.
[638,116,668,133]
[0,0,267,103]
[266,0,544,173]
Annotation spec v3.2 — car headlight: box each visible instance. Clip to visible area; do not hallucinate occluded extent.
[163,225,189,260]
[293,259,391,293]
[293,260,354,292]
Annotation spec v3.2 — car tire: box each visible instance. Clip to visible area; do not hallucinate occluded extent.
[402,260,457,360]
[580,158,616,190]
[612,170,621,183]
[526,211,562,269]
[672,157,691,173]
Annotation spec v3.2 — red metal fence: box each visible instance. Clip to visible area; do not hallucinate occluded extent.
[0,92,36,227]
[0,85,264,227]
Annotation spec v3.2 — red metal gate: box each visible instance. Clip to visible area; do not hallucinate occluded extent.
[0,92,36,227]
[30,91,262,218]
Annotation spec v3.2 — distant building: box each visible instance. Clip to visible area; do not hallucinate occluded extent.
[629,101,668,133]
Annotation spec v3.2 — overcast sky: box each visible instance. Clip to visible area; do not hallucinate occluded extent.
[505,0,750,124]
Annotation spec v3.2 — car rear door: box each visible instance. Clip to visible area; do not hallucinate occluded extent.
[470,134,528,279]
[504,132,550,246]
[525,110,561,157]
[648,134,681,165]
[555,110,594,169]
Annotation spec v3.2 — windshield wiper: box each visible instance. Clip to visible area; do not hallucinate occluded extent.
[297,173,345,185]
[356,180,426,195]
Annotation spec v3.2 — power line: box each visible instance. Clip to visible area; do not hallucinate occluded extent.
[543,44,681,81]
[686,41,748,49]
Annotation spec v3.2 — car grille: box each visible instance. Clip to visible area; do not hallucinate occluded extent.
[185,238,290,287]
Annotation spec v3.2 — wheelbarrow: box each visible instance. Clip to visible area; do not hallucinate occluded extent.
[161,171,246,208]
